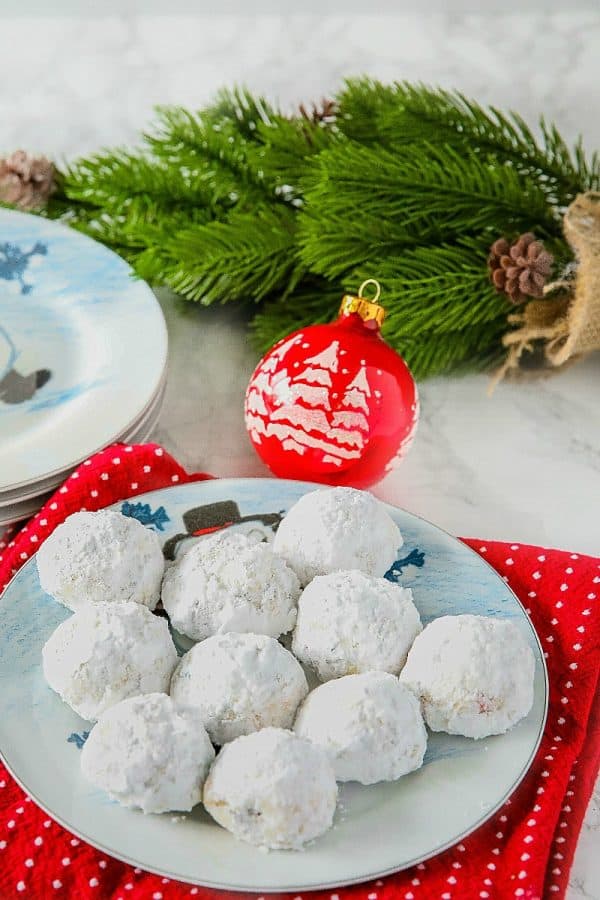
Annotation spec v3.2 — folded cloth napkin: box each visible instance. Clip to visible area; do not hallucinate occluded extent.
[0,443,598,900]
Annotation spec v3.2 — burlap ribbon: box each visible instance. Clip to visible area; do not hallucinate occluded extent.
[492,191,600,387]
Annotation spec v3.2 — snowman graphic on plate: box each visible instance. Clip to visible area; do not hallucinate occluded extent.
[0,240,52,404]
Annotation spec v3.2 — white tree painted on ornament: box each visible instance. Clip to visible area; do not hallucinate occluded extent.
[245,339,381,468]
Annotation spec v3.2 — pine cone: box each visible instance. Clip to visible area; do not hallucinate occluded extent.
[488,232,554,303]
[298,98,337,125]
[0,150,55,210]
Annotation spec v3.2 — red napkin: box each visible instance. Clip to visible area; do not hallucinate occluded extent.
[0,443,598,900]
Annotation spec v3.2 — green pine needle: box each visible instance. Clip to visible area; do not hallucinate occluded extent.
[161,205,301,304]
[398,320,507,380]
[339,79,599,206]
[300,140,561,279]
[351,241,512,338]
[61,149,217,210]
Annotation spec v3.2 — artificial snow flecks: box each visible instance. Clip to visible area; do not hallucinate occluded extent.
[271,333,305,361]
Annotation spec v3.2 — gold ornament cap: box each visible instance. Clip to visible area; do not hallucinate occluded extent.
[339,279,385,328]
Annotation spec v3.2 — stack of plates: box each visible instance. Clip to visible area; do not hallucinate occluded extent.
[0,209,168,527]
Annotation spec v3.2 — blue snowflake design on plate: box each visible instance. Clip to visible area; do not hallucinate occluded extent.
[385,547,426,581]
[67,730,90,750]
[0,241,47,294]
[121,501,170,531]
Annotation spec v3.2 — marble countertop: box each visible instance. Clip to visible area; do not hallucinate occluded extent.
[1,7,598,897]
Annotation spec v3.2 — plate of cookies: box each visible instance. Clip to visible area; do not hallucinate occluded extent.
[0,478,548,892]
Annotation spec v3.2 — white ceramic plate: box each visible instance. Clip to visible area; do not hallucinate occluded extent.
[0,209,167,493]
[0,479,548,893]
[0,377,166,525]
[0,368,168,510]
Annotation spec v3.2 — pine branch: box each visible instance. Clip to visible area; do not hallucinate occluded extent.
[47,188,215,286]
[32,80,595,381]
[339,80,599,206]
[160,205,302,304]
[201,86,277,138]
[143,95,331,213]
[253,114,339,199]
[300,140,560,278]
[299,212,432,279]
[336,78,399,144]
[145,91,288,209]
[399,319,506,379]
[350,241,513,338]
[51,96,327,298]
[147,87,276,158]
[140,110,267,214]
[60,149,219,210]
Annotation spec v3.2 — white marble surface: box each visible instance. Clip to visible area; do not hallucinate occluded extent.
[1,8,599,897]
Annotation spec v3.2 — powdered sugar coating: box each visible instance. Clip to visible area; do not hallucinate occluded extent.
[292,570,422,681]
[203,727,337,850]
[80,693,214,814]
[170,632,308,745]
[273,487,402,585]
[161,531,300,641]
[36,510,164,611]
[294,672,427,785]
[399,614,535,739]
[42,602,178,721]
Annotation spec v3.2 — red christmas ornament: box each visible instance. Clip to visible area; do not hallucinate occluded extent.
[244,280,419,488]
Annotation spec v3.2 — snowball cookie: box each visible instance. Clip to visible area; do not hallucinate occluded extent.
[399,614,536,739]
[36,509,164,611]
[161,531,300,641]
[170,632,308,745]
[295,672,427,784]
[292,570,422,681]
[273,487,402,585]
[43,602,178,721]
[80,693,214,814]
[204,727,337,850]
